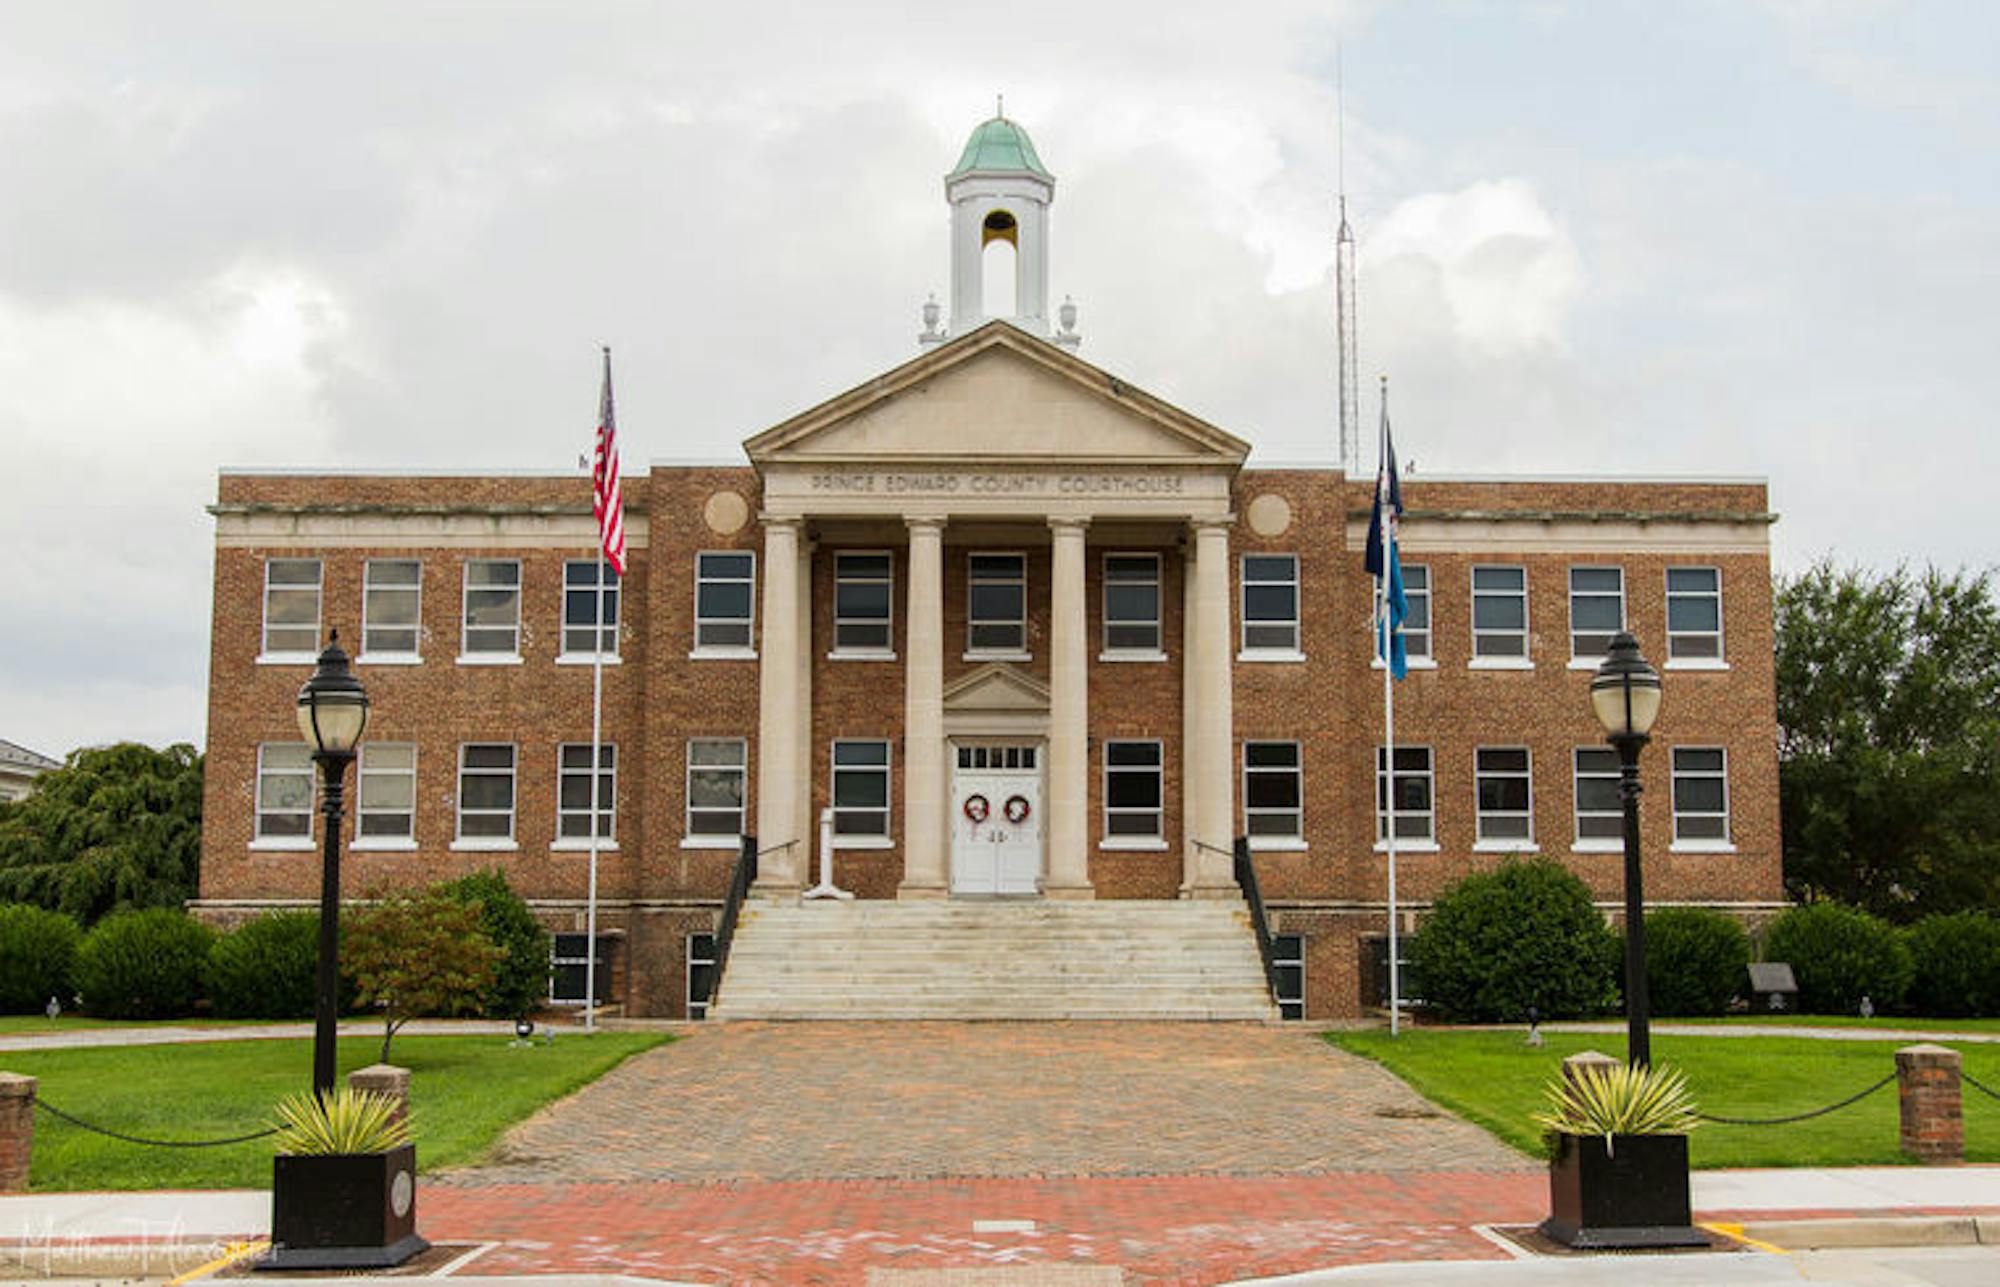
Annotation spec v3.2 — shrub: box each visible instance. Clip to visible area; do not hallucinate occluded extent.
[438,868,551,1018]
[74,907,214,1019]
[0,903,83,1013]
[1761,901,1913,1014]
[1904,912,2000,1018]
[1409,858,1621,1023]
[206,910,321,1019]
[1644,907,1751,1017]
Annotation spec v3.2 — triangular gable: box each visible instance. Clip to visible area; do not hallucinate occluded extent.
[943,662,1050,716]
[744,321,1249,468]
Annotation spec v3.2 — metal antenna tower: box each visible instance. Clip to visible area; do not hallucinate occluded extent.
[1335,45,1360,475]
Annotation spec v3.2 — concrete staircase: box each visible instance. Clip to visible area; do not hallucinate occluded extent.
[708,898,1279,1021]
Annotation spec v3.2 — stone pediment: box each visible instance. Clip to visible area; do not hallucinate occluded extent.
[743,322,1249,469]
[943,663,1050,717]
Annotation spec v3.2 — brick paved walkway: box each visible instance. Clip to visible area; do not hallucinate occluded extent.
[424,1171,1547,1284]
[447,1022,1530,1185]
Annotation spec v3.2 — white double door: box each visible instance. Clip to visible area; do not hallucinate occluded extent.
[950,745,1043,896]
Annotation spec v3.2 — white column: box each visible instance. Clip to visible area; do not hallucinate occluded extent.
[1045,517,1093,898]
[754,516,803,894]
[794,537,815,859]
[899,516,949,897]
[1186,518,1238,896]
[1181,533,1204,888]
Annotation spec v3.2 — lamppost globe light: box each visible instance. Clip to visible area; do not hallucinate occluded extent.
[1589,631,1662,741]
[295,631,370,756]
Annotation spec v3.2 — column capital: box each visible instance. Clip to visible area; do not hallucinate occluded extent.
[1047,515,1091,534]
[759,512,807,532]
[1189,515,1237,536]
[905,514,949,534]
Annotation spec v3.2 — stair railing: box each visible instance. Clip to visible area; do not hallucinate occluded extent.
[703,833,777,1011]
[1229,836,1281,1008]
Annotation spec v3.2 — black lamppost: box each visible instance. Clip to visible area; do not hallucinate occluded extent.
[1590,631,1662,1069]
[296,631,369,1097]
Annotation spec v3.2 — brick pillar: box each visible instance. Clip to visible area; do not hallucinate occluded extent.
[0,1073,35,1192]
[1897,1043,1962,1163]
[348,1064,411,1132]
[1561,1050,1620,1090]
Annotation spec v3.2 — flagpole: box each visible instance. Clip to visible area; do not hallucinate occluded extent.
[1379,376,1401,1037]
[583,346,610,1035]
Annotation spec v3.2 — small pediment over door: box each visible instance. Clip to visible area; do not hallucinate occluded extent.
[942,663,1050,739]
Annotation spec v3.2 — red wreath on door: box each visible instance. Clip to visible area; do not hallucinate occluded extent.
[1004,794,1031,825]
[963,794,990,824]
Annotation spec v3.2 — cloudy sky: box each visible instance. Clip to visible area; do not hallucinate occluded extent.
[3,0,1994,758]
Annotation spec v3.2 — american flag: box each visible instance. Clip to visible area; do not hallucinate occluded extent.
[593,347,626,575]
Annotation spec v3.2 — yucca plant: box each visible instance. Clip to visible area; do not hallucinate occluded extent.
[270,1087,413,1156]
[1534,1061,1701,1153]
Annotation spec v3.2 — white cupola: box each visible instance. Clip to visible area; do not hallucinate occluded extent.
[920,107,1079,349]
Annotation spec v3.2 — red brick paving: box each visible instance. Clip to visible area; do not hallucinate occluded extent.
[423,1171,1548,1284]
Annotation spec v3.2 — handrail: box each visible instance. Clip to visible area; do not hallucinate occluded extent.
[704,833,761,1011]
[1231,835,1282,1009]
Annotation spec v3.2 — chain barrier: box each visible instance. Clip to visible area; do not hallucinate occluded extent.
[1696,1073,1896,1126]
[1962,1069,2000,1104]
[32,1095,277,1148]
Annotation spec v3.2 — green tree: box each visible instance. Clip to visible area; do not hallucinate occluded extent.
[1776,563,2000,920]
[0,743,203,924]
[439,868,551,1019]
[343,889,502,1062]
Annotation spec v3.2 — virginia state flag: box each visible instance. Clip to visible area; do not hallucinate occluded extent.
[1363,410,1407,679]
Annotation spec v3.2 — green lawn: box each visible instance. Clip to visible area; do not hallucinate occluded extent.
[4,1032,668,1190]
[1333,1029,2000,1168]
[0,1015,259,1036]
[1682,1014,2000,1035]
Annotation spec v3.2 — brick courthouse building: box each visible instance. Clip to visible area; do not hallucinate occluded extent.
[197,115,1784,1019]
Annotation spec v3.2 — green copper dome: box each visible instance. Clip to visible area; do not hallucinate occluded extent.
[947,115,1053,182]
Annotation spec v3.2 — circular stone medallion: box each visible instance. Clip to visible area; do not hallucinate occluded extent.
[391,1167,414,1218]
[704,491,750,535]
[1246,493,1292,537]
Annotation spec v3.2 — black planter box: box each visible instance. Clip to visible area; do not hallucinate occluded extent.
[257,1142,429,1270]
[1540,1131,1707,1249]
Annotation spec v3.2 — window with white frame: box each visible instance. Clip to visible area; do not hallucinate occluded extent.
[1272,933,1304,1020]
[1103,740,1164,840]
[262,559,322,656]
[1573,748,1623,846]
[462,560,522,655]
[1241,554,1300,653]
[1243,741,1303,842]
[694,551,755,651]
[1667,567,1724,661]
[1103,554,1161,653]
[686,738,747,840]
[255,743,314,841]
[558,743,616,841]
[1671,747,1731,844]
[834,552,893,653]
[968,553,1027,653]
[356,743,416,841]
[562,561,620,655]
[831,740,891,837]
[1471,565,1528,659]
[361,559,421,657]
[1569,566,1624,660]
[549,933,612,1005]
[456,743,516,841]
[1375,746,1434,843]
[686,932,717,1019]
[1474,747,1533,844]
[1403,564,1432,659]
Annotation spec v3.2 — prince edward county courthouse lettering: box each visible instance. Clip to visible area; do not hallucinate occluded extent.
[198,113,1783,1020]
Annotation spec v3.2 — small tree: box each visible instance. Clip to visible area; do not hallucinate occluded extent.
[343,890,502,1062]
